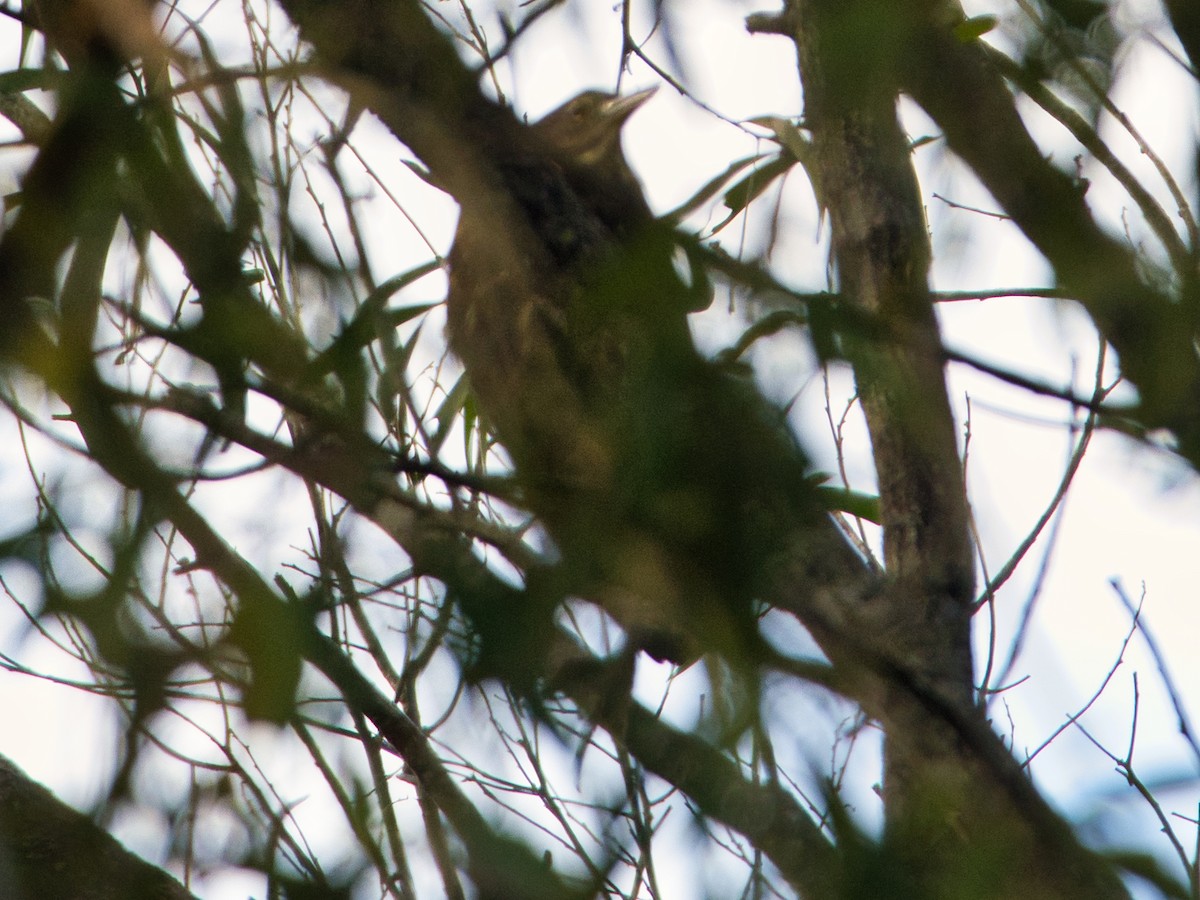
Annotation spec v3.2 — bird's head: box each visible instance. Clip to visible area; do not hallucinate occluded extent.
[533,87,657,169]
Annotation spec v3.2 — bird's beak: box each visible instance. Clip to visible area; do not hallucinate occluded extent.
[602,87,658,123]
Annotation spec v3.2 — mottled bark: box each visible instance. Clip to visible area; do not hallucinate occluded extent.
[773,1,1130,896]
[0,756,197,900]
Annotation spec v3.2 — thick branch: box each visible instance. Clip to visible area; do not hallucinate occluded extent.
[770,2,1129,896]
[786,0,975,702]
[0,755,197,900]
[899,10,1200,464]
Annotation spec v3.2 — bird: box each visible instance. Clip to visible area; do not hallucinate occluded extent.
[445,87,819,676]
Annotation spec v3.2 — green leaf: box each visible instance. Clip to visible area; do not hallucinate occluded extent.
[404,158,446,193]
[379,300,438,330]
[0,68,65,93]
[748,115,811,162]
[722,153,798,216]
[953,15,998,43]
[229,592,308,724]
[816,486,882,524]
[664,152,764,223]
[719,309,806,365]
[706,117,814,232]
[308,260,440,378]
[431,372,471,453]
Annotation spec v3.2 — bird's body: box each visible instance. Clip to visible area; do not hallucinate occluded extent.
[446,88,816,669]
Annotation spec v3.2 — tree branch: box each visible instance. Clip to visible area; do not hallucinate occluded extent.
[0,754,197,900]
[899,10,1200,466]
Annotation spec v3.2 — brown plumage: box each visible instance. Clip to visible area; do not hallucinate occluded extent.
[446,89,813,671]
